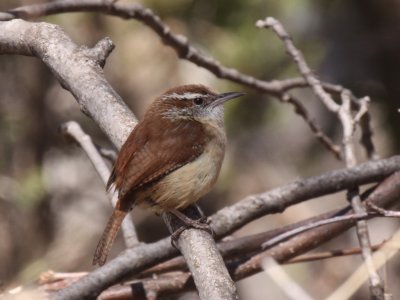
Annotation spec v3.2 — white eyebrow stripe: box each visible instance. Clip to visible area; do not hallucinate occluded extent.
[162,92,205,100]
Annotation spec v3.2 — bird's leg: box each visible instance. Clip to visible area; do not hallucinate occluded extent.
[170,209,210,229]
[168,209,213,246]
[170,226,188,248]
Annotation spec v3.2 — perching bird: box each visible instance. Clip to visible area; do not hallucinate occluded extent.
[93,84,243,266]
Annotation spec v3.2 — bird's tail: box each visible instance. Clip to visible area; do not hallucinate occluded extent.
[92,208,127,266]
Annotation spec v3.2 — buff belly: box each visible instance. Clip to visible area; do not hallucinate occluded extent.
[135,137,225,212]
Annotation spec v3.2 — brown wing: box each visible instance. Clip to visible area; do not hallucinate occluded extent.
[108,116,207,202]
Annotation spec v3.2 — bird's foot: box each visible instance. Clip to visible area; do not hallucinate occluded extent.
[169,210,213,248]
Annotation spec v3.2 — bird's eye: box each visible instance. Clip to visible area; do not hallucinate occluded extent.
[193,98,204,106]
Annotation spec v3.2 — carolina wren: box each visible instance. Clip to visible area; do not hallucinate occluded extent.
[93,84,244,266]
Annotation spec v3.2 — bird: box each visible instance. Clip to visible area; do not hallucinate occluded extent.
[93,84,244,266]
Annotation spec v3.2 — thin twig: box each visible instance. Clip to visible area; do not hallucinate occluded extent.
[339,91,357,167]
[354,96,370,124]
[261,212,370,250]
[96,145,117,164]
[359,107,378,160]
[282,92,342,159]
[256,17,339,112]
[60,121,139,248]
[339,90,384,299]
[288,242,385,264]
[39,271,88,284]
[261,209,399,251]
[256,17,376,160]
[367,202,400,218]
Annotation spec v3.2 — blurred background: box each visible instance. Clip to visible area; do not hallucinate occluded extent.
[0,0,400,299]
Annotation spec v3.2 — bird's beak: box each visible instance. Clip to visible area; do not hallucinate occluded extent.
[209,92,245,109]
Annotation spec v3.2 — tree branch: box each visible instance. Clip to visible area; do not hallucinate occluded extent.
[256,17,339,113]
[0,19,136,147]
[211,155,400,237]
[256,17,376,160]
[281,92,342,159]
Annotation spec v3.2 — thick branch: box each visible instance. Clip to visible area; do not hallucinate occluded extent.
[0,19,136,147]
[177,229,237,300]
[163,206,238,300]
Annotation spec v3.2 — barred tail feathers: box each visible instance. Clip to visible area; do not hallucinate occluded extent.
[92,208,127,266]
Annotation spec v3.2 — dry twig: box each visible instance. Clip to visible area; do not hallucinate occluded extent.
[340,91,384,299]
[288,242,385,264]
[256,17,339,113]
[280,92,342,159]
[60,121,139,248]
[256,17,376,160]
